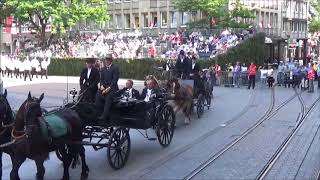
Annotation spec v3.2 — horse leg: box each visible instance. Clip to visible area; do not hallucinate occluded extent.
[10,155,26,180]
[60,145,73,180]
[79,146,89,180]
[34,155,46,180]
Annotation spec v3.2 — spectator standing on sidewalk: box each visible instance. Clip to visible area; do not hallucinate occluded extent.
[233,62,241,88]
[317,63,320,88]
[307,63,315,93]
[214,64,222,86]
[23,56,32,81]
[277,61,285,86]
[248,62,257,89]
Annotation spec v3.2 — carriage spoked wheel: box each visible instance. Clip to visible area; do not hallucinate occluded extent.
[197,94,205,118]
[107,127,131,170]
[156,104,175,147]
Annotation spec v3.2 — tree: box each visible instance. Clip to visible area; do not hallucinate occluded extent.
[6,0,109,49]
[173,0,255,29]
[310,0,320,32]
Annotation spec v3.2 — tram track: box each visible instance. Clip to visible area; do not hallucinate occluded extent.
[183,87,304,180]
[256,92,320,180]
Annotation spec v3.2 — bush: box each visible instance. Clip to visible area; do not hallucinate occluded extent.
[47,33,266,80]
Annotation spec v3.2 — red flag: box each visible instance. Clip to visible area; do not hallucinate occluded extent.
[5,16,14,33]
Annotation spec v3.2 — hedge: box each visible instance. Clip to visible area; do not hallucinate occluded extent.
[48,33,266,80]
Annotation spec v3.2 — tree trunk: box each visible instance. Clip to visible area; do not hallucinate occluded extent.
[41,24,46,50]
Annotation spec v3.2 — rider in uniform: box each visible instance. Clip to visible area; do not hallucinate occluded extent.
[79,58,100,102]
[95,56,120,124]
[175,50,189,79]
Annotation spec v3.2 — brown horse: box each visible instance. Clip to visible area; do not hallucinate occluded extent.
[166,79,193,124]
[0,90,15,180]
[10,92,89,180]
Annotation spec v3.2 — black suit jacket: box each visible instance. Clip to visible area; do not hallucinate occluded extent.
[80,67,100,92]
[116,88,140,99]
[190,63,200,75]
[139,88,160,100]
[100,64,120,91]
[175,57,189,74]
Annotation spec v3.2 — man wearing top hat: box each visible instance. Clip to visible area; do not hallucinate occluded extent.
[79,58,100,102]
[95,56,120,123]
[175,50,189,79]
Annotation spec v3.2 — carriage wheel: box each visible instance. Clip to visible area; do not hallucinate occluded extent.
[107,127,131,170]
[197,94,205,118]
[156,104,175,147]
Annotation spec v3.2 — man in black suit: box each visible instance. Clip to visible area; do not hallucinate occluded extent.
[175,50,189,79]
[116,80,140,99]
[140,78,160,102]
[95,56,120,123]
[189,56,203,96]
[79,58,100,102]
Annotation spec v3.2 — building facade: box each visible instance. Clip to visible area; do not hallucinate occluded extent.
[229,0,310,62]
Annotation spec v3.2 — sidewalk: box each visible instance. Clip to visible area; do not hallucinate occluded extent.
[2,76,144,88]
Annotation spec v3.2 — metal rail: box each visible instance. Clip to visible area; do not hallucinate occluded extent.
[256,94,320,180]
[183,88,305,180]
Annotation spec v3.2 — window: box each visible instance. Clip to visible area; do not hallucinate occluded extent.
[108,15,113,29]
[124,14,130,29]
[181,12,190,25]
[171,12,178,28]
[151,12,158,27]
[133,14,139,29]
[142,13,149,28]
[161,12,167,28]
[115,14,122,29]
[108,0,114,3]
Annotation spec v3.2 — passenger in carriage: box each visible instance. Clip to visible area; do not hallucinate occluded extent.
[79,58,100,102]
[140,78,160,102]
[117,79,140,99]
[95,56,120,123]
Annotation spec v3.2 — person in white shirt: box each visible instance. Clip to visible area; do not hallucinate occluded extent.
[117,80,140,99]
[23,56,32,81]
[0,53,6,77]
[6,56,14,78]
[31,56,40,78]
[40,58,50,79]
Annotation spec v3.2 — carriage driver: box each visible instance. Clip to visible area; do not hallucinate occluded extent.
[79,58,100,102]
[95,56,120,124]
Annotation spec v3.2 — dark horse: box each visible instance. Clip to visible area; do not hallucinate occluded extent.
[10,92,89,180]
[166,79,193,125]
[0,90,15,180]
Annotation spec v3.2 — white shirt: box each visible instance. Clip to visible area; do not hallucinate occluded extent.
[126,88,133,98]
[87,68,91,79]
[144,89,152,102]
[192,63,195,70]
[23,60,32,71]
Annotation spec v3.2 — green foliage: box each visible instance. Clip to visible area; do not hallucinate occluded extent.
[48,34,266,79]
[6,0,108,47]
[174,0,254,29]
[0,0,14,24]
[310,19,320,33]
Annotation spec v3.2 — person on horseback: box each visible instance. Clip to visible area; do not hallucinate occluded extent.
[95,56,120,124]
[79,58,100,102]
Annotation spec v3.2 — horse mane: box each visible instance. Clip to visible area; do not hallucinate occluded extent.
[3,97,14,124]
[14,99,28,131]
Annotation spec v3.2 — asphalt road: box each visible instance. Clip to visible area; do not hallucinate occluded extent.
[2,83,320,180]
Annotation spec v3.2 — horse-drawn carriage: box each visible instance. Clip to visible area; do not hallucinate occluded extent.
[51,87,176,170]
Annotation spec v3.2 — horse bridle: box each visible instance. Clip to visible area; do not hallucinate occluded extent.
[23,99,41,126]
[0,97,13,128]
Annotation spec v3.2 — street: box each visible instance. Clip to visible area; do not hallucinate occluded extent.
[1,77,320,180]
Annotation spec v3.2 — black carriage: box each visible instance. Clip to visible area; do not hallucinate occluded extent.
[53,88,176,170]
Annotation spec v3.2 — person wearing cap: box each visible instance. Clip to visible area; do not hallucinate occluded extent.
[79,58,100,102]
[95,56,120,123]
[175,50,189,79]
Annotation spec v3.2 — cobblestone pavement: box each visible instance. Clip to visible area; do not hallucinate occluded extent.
[1,78,320,180]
